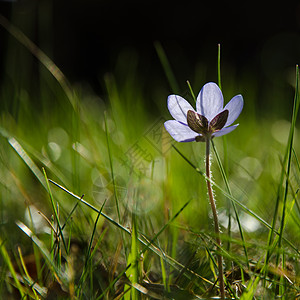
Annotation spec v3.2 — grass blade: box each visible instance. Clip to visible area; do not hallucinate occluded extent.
[104,111,121,223]
[186,80,196,103]
[16,221,62,282]
[266,66,300,268]
[76,200,107,296]
[125,213,139,300]
[42,168,68,255]
[211,141,249,267]
[0,238,26,298]
[17,246,39,299]
[9,137,46,189]
[0,14,74,108]
[217,43,222,90]
[277,65,300,253]
[154,41,179,93]
[140,200,190,255]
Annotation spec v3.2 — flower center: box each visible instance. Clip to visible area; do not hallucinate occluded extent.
[187,110,229,138]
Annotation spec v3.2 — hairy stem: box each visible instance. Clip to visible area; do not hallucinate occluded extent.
[205,137,225,299]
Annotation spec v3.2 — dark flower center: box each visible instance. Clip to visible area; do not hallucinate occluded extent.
[187,110,229,138]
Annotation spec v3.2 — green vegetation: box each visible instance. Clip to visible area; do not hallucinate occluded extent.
[0,18,299,299]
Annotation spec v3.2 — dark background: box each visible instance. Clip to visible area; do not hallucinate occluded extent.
[1,0,300,114]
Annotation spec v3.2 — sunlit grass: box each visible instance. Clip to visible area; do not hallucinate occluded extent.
[0,16,300,299]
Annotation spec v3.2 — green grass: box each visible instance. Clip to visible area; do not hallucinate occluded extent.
[0,17,300,299]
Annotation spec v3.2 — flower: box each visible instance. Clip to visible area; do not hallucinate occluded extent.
[164,82,244,142]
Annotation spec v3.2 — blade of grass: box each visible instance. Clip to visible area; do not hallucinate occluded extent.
[211,140,249,267]
[104,111,121,223]
[16,221,63,283]
[5,133,72,189]
[160,255,168,292]
[186,80,196,104]
[61,196,83,232]
[278,66,300,248]
[17,246,39,300]
[96,264,132,300]
[25,205,43,285]
[125,213,139,300]
[71,100,81,196]
[277,65,300,253]
[76,200,107,296]
[42,168,68,255]
[291,149,300,213]
[0,238,26,298]
[85,199,107,269]
[266,66,299,268]
[0,14,75,108]
[216,44,231,254]
[217,43,222,90]
[154,41,179,93]
[240,274,261,300]
[8,137,46,189]
[269,195,296,259]
[172,145,203,175]
[199,234,238,299]
[271,66,299,298]
[140,200,190,255]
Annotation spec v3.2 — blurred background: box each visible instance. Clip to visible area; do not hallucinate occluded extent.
[1,0,300,117]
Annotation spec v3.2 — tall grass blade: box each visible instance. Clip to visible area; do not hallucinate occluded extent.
[0,14,75,108]
[0,238,26,298]
[104,111,121,223]
[49,179,132,235]
[266,66,300,268]
[277,65,300,253]
[85,199,107,268]
[42,168,68,254]
[125,213,139,300]
[216,44,232,254]
[211,141,249,267]
[16,221,62,282]
[240,274,260,300]
[17,246,39,299]
[154,41,180,93]
[217,43,222,90]
[187,80,196,103]
[8,137,46,189]
[140,200,190,255]
[76,200,107,295]
[96,264,131,300]
[291,149,300,213]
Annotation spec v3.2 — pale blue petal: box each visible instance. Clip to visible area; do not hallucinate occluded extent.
[167,95,194,123]
[212,124,239,137]
[196,82,224,121]
[164,120,198,142]
[224,95,244,127]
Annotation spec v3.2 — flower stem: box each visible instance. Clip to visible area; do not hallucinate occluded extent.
[205,137,225,299]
